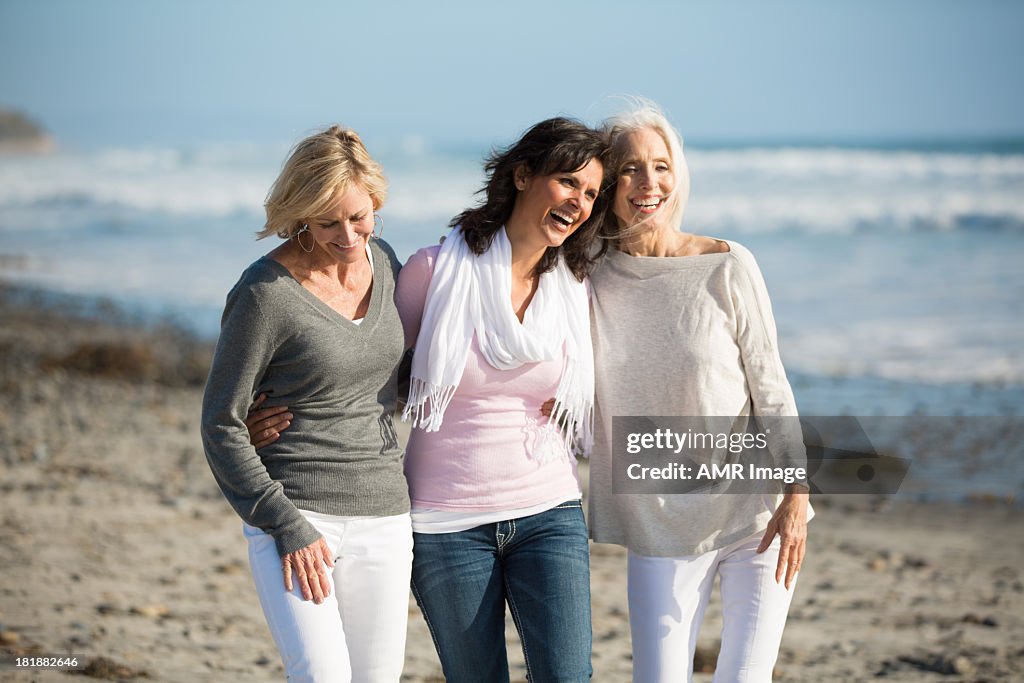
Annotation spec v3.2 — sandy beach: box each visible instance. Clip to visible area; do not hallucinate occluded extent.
[1,285,1022,682]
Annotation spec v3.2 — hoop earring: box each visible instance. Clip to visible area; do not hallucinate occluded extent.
[295,223,315,253]
[372,213,384,239]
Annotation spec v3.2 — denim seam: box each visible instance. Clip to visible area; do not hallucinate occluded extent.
[497,519,517,553]
[502,571,534,682]
[409,575,446,671]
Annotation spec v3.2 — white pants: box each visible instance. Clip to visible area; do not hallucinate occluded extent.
[244,511,413,683]
[627,532,797,683]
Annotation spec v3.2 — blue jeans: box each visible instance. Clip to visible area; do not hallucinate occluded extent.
[411,500,592,683]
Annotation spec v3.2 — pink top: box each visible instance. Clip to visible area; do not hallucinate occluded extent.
[395,245,582,512]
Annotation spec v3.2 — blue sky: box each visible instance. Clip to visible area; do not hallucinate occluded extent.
[1,0,1022,147]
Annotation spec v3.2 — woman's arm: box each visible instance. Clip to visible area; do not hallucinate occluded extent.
[200,280,320,557]
[394,245,439,349]
[729,244,808,588]
[730,244,799,418]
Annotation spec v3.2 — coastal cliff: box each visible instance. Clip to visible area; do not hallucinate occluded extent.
[0,109,54,153]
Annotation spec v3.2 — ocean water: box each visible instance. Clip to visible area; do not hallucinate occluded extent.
[1,140,1022,498]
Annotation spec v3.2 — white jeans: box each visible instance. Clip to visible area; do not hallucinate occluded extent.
[627,532,797,683]
[244,511,413,683]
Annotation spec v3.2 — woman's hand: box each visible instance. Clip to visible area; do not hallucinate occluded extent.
[540,397,556,417]
[282,537,334,603]
[246,393,292,449]
[757,487,809,590]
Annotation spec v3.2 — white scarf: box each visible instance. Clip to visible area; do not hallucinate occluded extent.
[402,226,594,461]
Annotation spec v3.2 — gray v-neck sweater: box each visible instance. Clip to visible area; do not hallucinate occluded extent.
[201,239,409,555]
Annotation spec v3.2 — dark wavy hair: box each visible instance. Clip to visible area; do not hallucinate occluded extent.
[451,117,609,282]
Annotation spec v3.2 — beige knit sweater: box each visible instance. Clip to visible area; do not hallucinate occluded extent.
[587,241,811,556]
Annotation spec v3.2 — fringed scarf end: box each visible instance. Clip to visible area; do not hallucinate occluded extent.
[402,378,457,432]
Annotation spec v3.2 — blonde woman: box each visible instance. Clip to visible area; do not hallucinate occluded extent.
[201,126,412,682]
[587,103,812,682]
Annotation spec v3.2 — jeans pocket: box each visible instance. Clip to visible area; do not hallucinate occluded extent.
[544,501,588,543]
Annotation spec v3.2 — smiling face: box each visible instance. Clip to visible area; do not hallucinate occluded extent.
[612,128,676,229]
[507,157,604,251]
[303,183,375,264]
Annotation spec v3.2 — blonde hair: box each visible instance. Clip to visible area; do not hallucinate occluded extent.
[600,99,690,243]
[259,126,387,240]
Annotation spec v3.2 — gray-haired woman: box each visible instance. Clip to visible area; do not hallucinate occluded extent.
[586,102,812,682]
